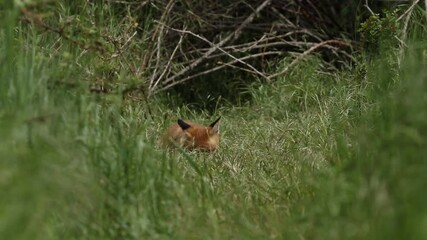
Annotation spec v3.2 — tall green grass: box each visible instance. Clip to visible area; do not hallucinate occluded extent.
[1,2,426,240]
[1,5,97,239]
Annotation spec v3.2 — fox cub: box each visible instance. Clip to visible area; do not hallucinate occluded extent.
[160,117,221,151]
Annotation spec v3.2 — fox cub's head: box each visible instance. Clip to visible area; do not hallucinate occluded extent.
[165,117,221,151]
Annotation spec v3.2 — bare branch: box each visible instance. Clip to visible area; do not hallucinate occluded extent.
[267,40,350,80]
[155,51,283,94]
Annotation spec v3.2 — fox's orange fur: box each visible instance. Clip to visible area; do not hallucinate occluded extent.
[160,117,221,151]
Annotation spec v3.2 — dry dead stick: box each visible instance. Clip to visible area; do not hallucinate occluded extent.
[155,0,272,89]
[155,51,283,94]
[149,31,185,94]
[161,26,269,82]
[148,0,176,90]
[267,39,350,80]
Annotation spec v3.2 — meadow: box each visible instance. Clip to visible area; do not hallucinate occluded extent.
[1,1,426,239]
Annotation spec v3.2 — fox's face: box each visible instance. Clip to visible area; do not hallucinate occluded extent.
[163,117,221,151]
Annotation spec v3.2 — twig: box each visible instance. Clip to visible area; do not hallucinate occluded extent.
[178,40,322,66]
[396,0,420,22]
[364,0,375,16]
[154,51,283,94]
[184,30,319,54]
[103,30,138,60]
[267,39,350,80]
[149,30,185,94]
[397,0,420,66]
[160,25,270,82]
[148,0,176,92]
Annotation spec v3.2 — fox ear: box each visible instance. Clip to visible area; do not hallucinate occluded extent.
[209,117,221,133]
[177,119,191,130]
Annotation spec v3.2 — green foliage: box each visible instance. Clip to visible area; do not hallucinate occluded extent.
[0,7,100,239]
[295,42,427,240]
[359,9,400,54]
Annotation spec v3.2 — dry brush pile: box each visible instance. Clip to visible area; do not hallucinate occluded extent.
[126,0,357,97]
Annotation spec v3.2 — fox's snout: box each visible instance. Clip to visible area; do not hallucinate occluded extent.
[161,117,221,151]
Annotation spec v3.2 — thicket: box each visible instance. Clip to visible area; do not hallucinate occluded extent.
[17,0,403,109]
